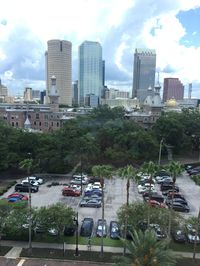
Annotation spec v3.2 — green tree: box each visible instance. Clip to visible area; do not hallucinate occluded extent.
[19,158,34,253]
[116,229,177,266]
[92,164,113,255]
[118,165,139,254]
[186,216,200,261]
[35,203,75,238]
[165,161,183,236]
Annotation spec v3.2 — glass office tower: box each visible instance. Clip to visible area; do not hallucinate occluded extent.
[78,41,103,106]
[132,48,156,102]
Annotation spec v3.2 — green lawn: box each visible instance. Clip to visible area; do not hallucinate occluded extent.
[0,246,12,256]
[33,234,123,247]
[170,241,200,252]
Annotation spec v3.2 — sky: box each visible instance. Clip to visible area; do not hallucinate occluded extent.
[0,0,200,98]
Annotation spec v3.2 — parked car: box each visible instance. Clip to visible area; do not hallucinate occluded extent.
[70,179,87,185]
[80,199,101,208]
[147,200,165,208]
[7,193,28,201]
[149,224,166,241]
[168,202,190,213]
[186,224,200,244]
[84,190,102,197]
[64,225,75,236]
[159,177,173,184]
[62,187,81,197]
[24,176,44,185]
[166,198,188,207]
[110,221,120,239]
[96,219,107,237]
[143,192,164,203]
[21,180,40,187]
[88,176,101,184]
[160,184,179,192]
[138,183,155,194]
[82,195,102,202]
[172,229,187,243]
[166,193,185,201]
[80,218,94,237]
[70,184,81,191]
[156,175,172,184]
[162,188,180,196]
[15,183,38,193]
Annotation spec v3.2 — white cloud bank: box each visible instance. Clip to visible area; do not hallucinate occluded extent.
[0,0,200,97]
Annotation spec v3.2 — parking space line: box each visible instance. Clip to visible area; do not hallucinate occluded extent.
[16,259,26,266]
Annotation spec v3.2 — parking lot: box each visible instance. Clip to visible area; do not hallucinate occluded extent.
[1,171,200,230]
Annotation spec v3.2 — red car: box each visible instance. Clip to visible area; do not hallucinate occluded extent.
[62,187,81,197]
[7,193,28,201]
[148,200,165,208]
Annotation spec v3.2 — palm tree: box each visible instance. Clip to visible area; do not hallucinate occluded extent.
[19,158,34,254]
[92,164,113,256]
[116,229,177,266]
[141,161,159,226]
[187,215,200,261]
[166,161,183,236]
[118,165,137,206]
[118,165,138,254]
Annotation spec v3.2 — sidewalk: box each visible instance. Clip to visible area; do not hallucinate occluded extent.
[1,240,200,259]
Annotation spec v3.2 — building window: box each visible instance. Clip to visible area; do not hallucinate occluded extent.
[16,122,18,127]
[11,116,14,119]
[34,121,36,125]
[45,114,49,120]
[51,122,53,126]
[36,113,39,119]
[39,122,41,126]
[57,122,59,127]
[28,114,31,119]
[11,122,14,126]
[45,122,48,127]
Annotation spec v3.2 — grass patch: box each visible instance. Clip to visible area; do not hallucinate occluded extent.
[21,247,121,263]
[0,246,12,256]
[33,234,123,247]
[170,241,200,252]
[191,175,200,186]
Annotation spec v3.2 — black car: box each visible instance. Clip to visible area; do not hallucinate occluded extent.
[80,199,101,208]
[110,221,120,239]
[80,218,94,237]
[15,183,38,193]
[96,219,107,237]
[169,202,190,213]
[172,230,187,243]
[166,198,188,206]
[160,184,179,192]
[64,225,75,236]
[166,193,185,201]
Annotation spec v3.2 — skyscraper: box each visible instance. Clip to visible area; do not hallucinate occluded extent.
[45,39,72,106]
[132,48,156,102]
[78,41,103,106]
[163,78,184,102]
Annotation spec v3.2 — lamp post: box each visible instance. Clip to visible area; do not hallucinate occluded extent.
[74,212,79,256]
[158,138,164,165]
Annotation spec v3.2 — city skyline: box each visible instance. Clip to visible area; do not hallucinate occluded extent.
[0,0,200,98]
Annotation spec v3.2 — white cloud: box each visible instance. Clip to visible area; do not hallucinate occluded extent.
[1,0,200,97]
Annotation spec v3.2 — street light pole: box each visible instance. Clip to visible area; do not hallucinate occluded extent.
[158,138,164,165]
[74,212,79,256]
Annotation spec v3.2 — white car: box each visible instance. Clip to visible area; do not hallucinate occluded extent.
[70,184,81,191]
[84,183,93,192]
[21,179,40,186]
[25,176,44,185]
[138,184,155,194]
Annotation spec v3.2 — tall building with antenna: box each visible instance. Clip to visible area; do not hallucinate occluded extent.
[132,48,156,102]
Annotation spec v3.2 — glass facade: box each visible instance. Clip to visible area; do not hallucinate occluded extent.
[132,48,156,102]
[78,41,103,106]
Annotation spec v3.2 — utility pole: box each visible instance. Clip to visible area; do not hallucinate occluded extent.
[158,138,164,165]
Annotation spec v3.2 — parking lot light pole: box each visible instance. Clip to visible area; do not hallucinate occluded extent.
[158,138,164,165]
[74,212,79,256]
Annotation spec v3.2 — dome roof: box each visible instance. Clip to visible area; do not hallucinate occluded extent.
[166,98,177,107]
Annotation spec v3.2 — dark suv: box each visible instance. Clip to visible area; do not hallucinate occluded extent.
[80,218,94,237]
[15,183,38,193]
